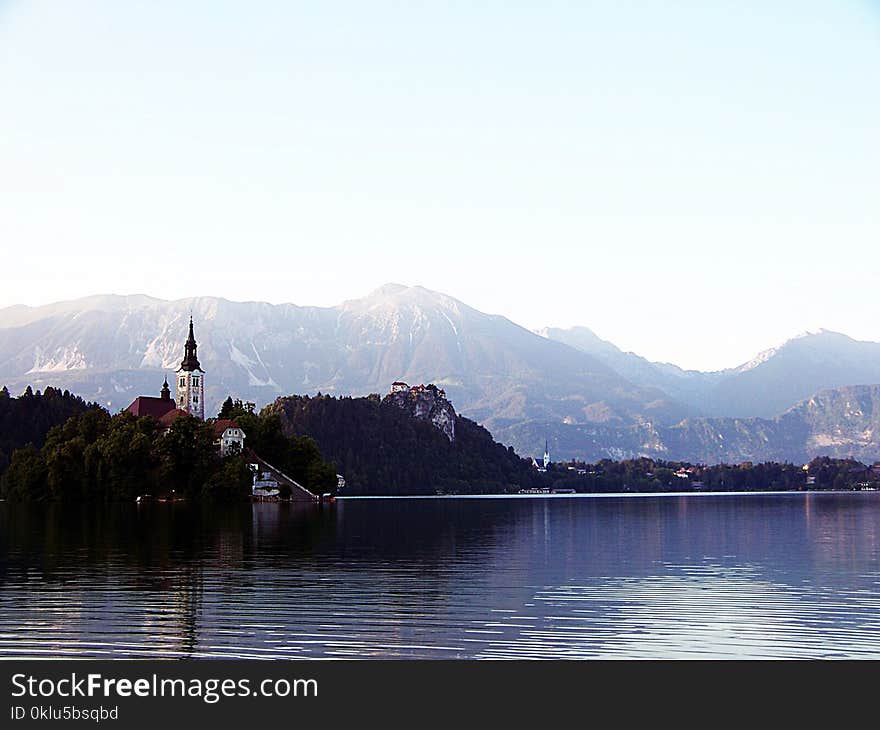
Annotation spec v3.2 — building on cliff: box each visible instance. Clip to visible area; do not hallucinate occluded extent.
[390,382,446,399]
[385,381,455,442]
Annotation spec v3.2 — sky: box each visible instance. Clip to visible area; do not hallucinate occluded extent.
[1,1,878,371]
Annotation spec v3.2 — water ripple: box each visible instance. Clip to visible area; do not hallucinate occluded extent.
[2,493,880,658]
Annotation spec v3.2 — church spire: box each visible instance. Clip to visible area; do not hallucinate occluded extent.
[176,316,205,420]
[160,375,171,401]
[179,315,202,372]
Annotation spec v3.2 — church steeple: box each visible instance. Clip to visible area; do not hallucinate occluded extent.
[160,375,171,401]
[179,316,202,372]
[176,316,205,420]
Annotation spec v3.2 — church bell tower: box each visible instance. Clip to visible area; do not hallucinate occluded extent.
[176,316,205,420]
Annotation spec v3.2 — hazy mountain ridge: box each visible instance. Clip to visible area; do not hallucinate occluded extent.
[542,326,880,419]
[670,384,880,463]
[538,326,726,409]
[3,286,880,464]
[499,385,880,464]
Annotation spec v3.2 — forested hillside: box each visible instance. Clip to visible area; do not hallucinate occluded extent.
[264,393,542,495]
[0,386,97,475]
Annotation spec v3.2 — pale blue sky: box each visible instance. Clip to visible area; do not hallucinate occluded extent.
[1,1,878,370]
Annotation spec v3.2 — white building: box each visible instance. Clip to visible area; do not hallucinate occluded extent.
[214,419,245,456]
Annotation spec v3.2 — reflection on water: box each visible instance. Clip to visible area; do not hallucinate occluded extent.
[1,493,880,658]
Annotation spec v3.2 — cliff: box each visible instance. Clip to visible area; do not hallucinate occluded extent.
[383,384,456,442]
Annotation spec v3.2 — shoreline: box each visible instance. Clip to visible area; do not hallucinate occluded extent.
[2,490,874,506]
[338,489,878,500]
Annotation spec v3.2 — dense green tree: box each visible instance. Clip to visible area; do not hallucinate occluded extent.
[202,455,254,501]
[87,412,160,501]
[218,396,234,419]
[156,415,217,498]
[0,386,97,476]
[1,445,48,500]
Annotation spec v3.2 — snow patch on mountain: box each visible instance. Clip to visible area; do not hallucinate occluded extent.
[229,341,280,389]
[141,331,182,370]
[734,345,780,373]
[28,345,88,373]
[734,330,826,373]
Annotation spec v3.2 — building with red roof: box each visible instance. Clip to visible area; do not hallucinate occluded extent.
[158,408,190,428]
[126,377,177,419]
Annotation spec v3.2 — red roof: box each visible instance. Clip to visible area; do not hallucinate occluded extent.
[213,419,241,436]
[159,408,190,427]
[126,396,177,419]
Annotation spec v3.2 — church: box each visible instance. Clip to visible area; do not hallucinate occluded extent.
[126,316,206,423]
[531,440,551,473]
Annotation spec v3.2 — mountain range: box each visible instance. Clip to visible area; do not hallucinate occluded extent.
[2,284,880,464]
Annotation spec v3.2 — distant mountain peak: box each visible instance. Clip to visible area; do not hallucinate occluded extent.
[367,283,410,298]
[733,329,855,373]
[346,284,469,319]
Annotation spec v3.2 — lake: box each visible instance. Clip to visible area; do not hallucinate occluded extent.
[2,492,880,659]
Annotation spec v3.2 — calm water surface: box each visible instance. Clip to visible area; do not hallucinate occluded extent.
[2,492,880,659]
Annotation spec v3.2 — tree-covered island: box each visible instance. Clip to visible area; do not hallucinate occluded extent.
[0,387,335,502]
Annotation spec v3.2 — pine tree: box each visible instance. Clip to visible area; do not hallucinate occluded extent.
[218,396,234,419]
